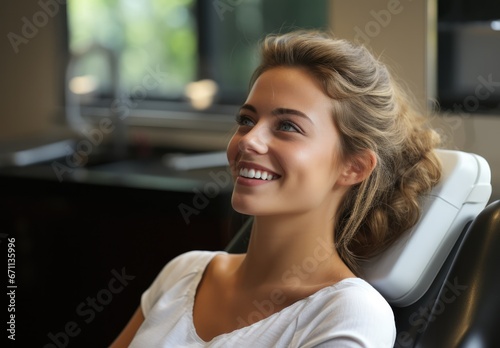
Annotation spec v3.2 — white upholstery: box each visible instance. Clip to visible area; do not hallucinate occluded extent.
[361,149,492,306]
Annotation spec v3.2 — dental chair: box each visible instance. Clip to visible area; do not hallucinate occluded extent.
[225,149,499,347]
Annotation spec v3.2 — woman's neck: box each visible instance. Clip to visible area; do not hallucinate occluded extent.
[234,211,355,292]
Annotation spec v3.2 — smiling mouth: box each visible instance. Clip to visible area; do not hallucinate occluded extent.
[238,168,280,181]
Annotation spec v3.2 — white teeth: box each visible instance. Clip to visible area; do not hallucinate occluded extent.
[238,167,277,180]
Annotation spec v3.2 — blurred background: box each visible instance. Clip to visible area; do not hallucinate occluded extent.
[1,0,499,346]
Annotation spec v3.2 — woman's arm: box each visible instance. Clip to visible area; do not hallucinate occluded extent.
[109,306,144,348]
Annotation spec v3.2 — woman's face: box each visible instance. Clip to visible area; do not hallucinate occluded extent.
[227,66,348,217]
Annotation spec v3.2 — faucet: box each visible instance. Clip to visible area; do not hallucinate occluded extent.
[65,42,127,160]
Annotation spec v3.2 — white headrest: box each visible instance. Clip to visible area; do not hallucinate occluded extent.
[361,149,492,306]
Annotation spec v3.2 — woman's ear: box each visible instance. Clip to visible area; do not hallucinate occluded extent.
[339,150,377,186]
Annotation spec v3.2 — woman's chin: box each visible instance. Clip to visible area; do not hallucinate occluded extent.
[231,197,265,216]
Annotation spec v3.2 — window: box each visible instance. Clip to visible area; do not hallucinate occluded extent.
[438,0,500,113]
[67,0,197,104]
[66,0,329,116]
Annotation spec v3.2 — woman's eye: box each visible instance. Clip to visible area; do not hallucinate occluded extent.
[278,121,299,132]
[236,115,254,127]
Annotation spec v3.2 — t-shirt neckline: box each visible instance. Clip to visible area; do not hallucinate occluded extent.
[185,251,361,345]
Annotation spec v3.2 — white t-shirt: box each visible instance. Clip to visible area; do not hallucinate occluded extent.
[129,250,396,348]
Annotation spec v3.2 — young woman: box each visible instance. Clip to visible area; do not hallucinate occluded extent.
[111,30,442,347]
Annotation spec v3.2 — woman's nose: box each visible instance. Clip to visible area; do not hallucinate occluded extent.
[238,126,269,154]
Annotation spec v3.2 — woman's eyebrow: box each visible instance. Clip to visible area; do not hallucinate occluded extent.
[239,105,314,125]
[272,108,313,124]
[239,104,257,113]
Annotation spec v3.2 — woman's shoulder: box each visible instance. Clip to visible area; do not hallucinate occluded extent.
[295,278,395,344]
[318,277,393,317]
[156,250,226,280]
[331,277,390,299]
[169,249,224,266]
[140,250,227,314]
[145,250,226,297]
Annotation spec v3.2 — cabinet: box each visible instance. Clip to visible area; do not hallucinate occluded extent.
[0,164,240,347]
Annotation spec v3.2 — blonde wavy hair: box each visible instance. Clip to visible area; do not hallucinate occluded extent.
[250,30,442,275]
